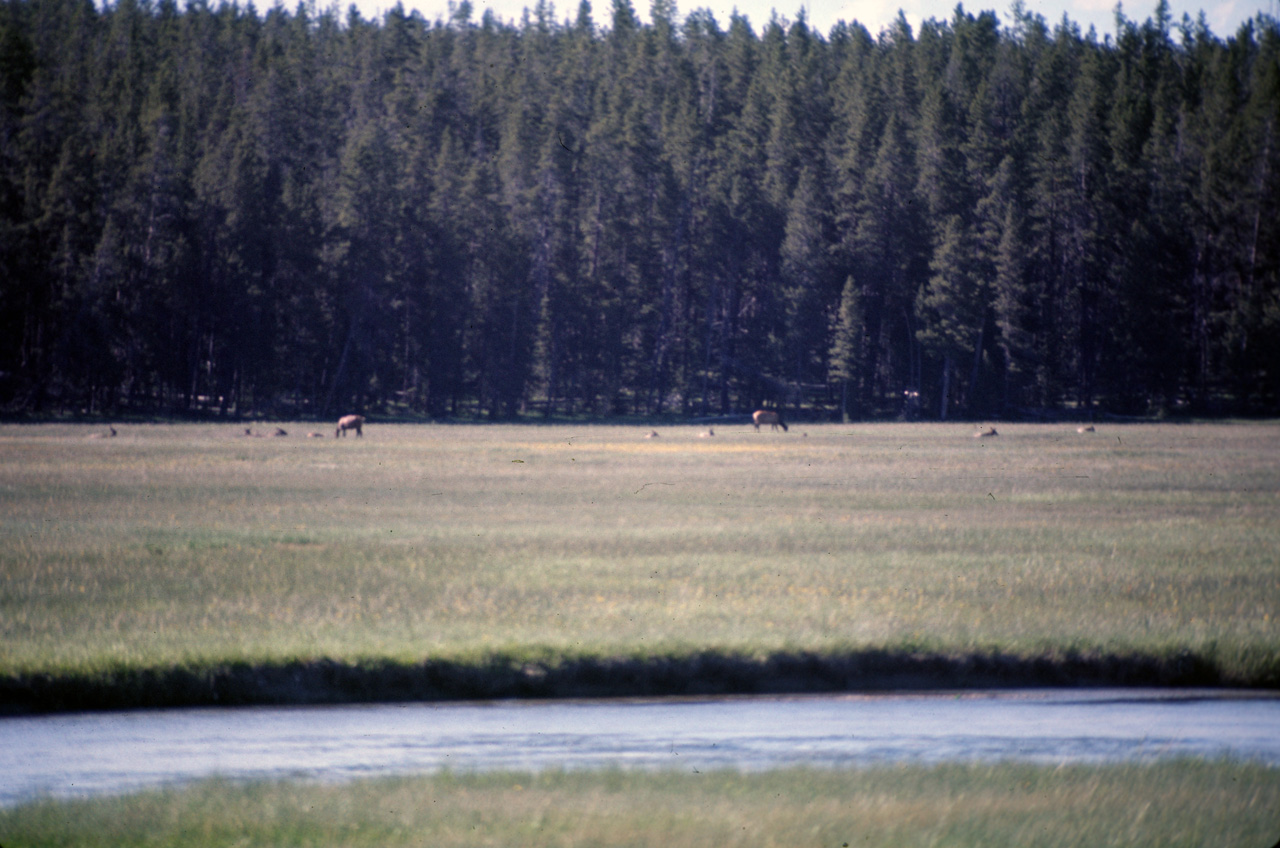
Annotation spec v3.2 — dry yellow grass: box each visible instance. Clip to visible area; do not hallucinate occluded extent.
[1,421,1277,681]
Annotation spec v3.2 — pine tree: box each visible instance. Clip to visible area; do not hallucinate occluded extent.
[828,274,864,420]
[916,215,986,419]
[779,163,835,396]
[1,0,1275,419]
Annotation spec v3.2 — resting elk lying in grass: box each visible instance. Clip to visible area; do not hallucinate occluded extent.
[336,414,365,437]
[752,410,788,432]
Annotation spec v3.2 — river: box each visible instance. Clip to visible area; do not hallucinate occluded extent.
[3,689,1278,806]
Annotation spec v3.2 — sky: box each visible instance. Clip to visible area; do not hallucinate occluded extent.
[342,0,1272,41]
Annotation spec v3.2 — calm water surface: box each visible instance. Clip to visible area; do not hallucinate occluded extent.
[2,689,1277,806]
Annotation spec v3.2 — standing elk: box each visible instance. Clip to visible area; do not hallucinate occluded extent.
[336,414,365,437]
[752,410,788,432]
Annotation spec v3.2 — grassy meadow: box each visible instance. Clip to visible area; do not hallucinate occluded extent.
[1,420,1278,688]
[3,760,1279,847]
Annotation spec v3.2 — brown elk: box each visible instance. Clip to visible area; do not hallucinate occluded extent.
[336,414,365,437]
[975,426,998,438]
[752,410,788,432]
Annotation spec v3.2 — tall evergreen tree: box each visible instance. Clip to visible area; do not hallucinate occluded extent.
[0,0,1275,420]
[828,274,864,420]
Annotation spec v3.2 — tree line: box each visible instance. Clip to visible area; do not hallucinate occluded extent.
[1,0,1277,421]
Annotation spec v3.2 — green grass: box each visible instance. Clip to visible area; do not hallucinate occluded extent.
[3,760,1278,847]
[1,421,1278,682]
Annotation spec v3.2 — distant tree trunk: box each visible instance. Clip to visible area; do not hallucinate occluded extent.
[967,324,984,416]
[939,352,952,420]
[324,326,354,416]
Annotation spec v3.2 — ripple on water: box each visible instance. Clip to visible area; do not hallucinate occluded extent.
[2,689,1278,806]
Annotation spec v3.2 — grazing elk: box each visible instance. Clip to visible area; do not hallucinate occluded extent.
[336,414,365,438]
[752,410,788,432]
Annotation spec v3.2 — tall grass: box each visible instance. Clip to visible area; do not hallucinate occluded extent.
[2,421,1278,680]
[3,760,1278,847]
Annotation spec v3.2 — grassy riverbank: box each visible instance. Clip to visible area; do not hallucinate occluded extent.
[4,760,1278,847]
[2,421,1278,708]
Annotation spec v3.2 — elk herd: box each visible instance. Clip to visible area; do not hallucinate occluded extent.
[236,415,365,438]
[84,412,1102,441]
[635,411,1099,441]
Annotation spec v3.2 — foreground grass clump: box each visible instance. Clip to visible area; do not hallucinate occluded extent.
[3,760,1278,847]
[1,421,1278,692]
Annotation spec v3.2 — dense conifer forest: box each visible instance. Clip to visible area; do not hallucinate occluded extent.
[1,0,1277,420]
